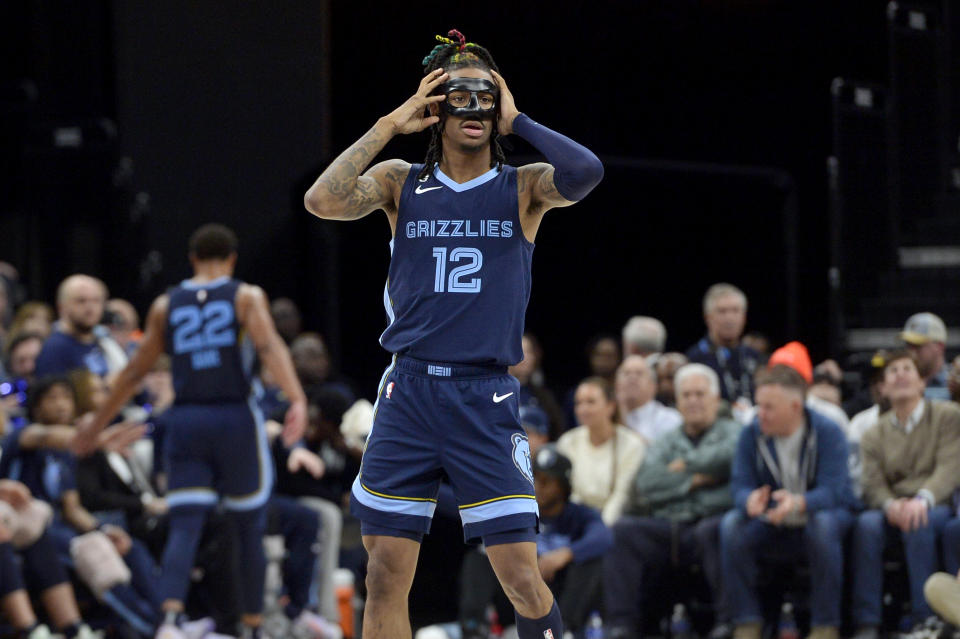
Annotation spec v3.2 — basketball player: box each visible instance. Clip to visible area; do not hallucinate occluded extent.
[303,30,603,639]
[74,224,306,639]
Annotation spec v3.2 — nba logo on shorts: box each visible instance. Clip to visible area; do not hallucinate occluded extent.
[386,382,395,399]
[543,631,554,639]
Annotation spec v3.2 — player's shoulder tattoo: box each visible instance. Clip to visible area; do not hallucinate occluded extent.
[381,159,411,186]
[517,162,559,204]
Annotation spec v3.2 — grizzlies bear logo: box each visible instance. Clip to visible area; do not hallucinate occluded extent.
[511,433,534,485]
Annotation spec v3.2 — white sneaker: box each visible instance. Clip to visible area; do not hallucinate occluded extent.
[155,624,187,639]
[181,618,215,639]
[291,611,343,639]
[27,625,53,639]
[75,625,103,639]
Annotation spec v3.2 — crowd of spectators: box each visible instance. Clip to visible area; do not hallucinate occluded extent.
[2,265,960,639]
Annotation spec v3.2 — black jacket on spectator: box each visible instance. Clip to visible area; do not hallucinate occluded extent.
[272,438,359,505]
[77,451,146,520]
[686,336,761,402]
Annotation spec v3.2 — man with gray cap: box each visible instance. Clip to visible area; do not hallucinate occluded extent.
[900,312,950,400]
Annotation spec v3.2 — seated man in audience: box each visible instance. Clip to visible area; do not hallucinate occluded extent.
[900,312,951,401]
[34,275,127,379]
[615,355,682,444]
[686,283,760,408]
[604,363,740,639]
[756,342,849,433]
[851,350,960,639]
[622,316,667,359]
[722,365,856,639]
[290,333,355,405]
[459,445,611,639]
[654,352,688,407]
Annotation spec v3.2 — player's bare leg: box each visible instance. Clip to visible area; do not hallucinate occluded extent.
[486,542,554,618]
[362,535,421,639]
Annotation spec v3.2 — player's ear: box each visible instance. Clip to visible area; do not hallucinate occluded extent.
[428,102,439,117]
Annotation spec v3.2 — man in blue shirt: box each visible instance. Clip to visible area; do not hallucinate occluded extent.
[35,275,126,379]
[722,365,856,639]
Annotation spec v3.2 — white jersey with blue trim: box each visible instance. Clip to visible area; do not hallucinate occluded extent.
[379,163,533,366]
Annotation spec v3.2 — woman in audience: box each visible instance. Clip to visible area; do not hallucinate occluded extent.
[557,377,645,526]
[9,303,54,341]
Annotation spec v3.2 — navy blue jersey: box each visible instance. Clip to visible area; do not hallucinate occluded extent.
[0,432,77,505]
[379,164,534,366]
[34,329,110,378]
[165,277,252,404]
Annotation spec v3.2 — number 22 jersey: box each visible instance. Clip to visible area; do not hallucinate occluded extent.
[379,164,534,367]
[165,277,252,404]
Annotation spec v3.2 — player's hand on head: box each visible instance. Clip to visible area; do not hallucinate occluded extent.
[282,399,307,447]
[382,68,449,135]
[490,70,520,136]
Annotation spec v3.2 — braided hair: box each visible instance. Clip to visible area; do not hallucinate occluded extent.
[417,29,506,181]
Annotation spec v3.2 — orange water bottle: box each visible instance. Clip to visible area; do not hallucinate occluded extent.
[334,568,355,638]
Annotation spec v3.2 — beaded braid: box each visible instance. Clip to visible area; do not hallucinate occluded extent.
[417,30,507,181]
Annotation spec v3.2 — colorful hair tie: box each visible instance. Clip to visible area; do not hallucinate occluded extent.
[447,29,466,52]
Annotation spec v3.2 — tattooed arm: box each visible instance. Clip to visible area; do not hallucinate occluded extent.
[304,68,450,221]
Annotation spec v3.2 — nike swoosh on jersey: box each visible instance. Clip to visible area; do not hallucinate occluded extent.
[493,392,514,403]
[415,185,443,194]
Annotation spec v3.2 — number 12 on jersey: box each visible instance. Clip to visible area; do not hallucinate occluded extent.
[432,246,483,293]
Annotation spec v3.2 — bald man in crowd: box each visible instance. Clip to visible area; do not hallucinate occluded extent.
[34,275,128,378]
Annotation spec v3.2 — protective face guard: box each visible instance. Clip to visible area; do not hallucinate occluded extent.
[440,77,499,120]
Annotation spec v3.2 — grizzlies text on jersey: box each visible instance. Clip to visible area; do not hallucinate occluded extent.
[379,164,534,366]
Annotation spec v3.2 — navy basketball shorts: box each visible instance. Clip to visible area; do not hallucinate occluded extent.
[162,400,273,511]
[350,356,539,543]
